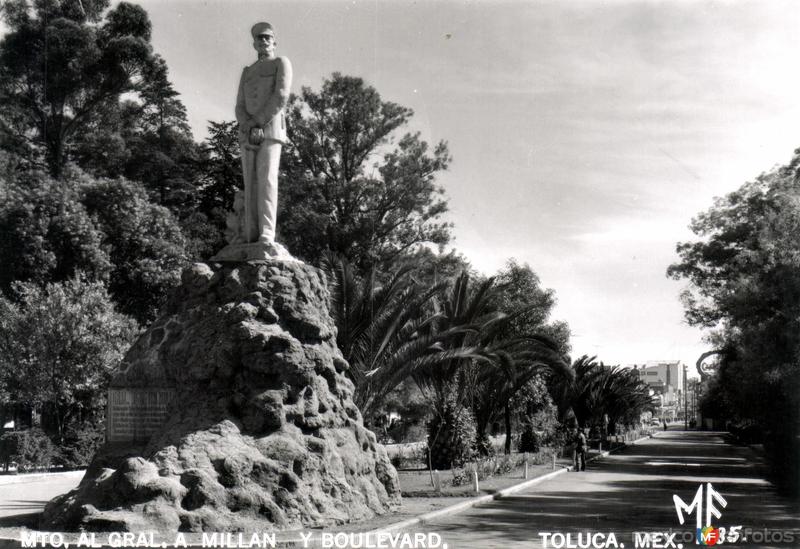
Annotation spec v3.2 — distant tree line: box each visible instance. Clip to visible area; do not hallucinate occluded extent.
[0,0,654,470]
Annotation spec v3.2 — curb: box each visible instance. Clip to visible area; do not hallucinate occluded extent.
[370,465,571,534]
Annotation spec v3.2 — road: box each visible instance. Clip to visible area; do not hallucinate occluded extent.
[411,430,800,549]
[0,471,82,527]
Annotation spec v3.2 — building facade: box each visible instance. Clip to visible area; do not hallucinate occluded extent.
[632,361,686,418]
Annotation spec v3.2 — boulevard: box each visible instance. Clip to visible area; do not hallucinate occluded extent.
[410,429,799,549]
[0,430,797,549]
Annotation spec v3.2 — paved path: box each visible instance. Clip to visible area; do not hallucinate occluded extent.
[410,430,799,549]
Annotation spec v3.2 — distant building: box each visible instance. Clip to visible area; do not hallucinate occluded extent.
[632,360,685,408]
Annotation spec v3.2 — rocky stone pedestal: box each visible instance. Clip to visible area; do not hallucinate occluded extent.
[211,241,296,262]
[42,260,400,532]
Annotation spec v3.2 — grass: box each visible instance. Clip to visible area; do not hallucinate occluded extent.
[394,447,571,497]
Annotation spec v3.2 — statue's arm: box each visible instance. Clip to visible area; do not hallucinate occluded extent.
[254,56,293,127]
[235,68,252,130]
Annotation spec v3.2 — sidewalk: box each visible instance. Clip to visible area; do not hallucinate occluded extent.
[0,470,84,486]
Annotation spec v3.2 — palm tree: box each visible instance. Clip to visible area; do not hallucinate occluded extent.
[409,272,503,469]
[469,333,572,455]
[553,355,655,432]
[322,254,478,420]
[412,273,569,465]
[594,366,656,431]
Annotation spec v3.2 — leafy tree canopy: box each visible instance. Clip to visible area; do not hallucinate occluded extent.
[0,277,139,441]
[668,159,800,331]
[81,174,188,322]
[0,0,161,178]
[668,152,800,490]
[0,167,187,323]
[279,73,453,271]
[491,258,571,354]
[0,168,112,291]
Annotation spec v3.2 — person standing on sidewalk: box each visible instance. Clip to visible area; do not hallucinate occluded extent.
[573,427,587,471]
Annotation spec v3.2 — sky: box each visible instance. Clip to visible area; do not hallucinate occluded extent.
[124,0,800,370]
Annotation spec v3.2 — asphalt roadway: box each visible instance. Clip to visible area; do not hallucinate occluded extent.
[408,429,800,549]
[0,471,83,527]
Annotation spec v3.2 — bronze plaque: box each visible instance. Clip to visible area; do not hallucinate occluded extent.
[107,388,175,442]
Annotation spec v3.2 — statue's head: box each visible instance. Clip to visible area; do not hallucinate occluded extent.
[251,22,276,59]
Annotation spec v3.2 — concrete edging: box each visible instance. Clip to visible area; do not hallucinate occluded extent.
[372,466,571,534]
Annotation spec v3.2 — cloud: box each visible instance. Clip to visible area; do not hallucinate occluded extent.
[572,216,694,244]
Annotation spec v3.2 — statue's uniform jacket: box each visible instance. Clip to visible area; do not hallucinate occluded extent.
[235,56,291,144]
[234,56,292,243]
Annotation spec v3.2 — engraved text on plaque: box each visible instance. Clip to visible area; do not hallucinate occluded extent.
[107,388,175,442]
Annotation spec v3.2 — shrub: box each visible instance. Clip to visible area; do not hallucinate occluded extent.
[0,429,57,472]
[545,422,572,454]
[473,433,495,457]
[518,425,539,453]
[450,454,525,486]
[427,397,476,470]
[402,422,428,444]
[56,423,104,469]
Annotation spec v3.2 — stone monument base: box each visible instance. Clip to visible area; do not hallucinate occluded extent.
[211,241,296,262]
[41,261,400,533]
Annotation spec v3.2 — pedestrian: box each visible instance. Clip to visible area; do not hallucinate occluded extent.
[663,419,668,431]
[573,427,587,471]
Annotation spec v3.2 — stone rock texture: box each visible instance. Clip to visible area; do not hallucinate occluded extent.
[42,261,400,532]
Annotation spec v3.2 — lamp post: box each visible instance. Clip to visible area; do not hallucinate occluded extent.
[683,364,688,431]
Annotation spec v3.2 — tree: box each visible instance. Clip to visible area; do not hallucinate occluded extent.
[469,334,570,455]
[280,73,452,271]
[322,254,476,419]
[187,120,242,259]
[409,272,504,468]
[394,247,473,290]
[513,376,560,453]
[119,56,199,214]
[667,152,800,492]
[553,355,654,433]
[0,167,188,323]
[0,0,160,178]
[80,175,188,322]
[458,259,572,454]
[0,168,112,293]
[490,259,571,354]
[0,278,139,443]
[196,120,242,219]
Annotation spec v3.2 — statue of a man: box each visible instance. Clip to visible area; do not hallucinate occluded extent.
[236,21,292,244]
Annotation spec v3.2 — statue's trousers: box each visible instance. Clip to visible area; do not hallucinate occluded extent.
[241,139,281,243]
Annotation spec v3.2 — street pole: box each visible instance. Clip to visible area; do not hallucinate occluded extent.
[683,364,688,431]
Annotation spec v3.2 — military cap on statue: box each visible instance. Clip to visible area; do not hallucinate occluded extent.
[251,22,274,38]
